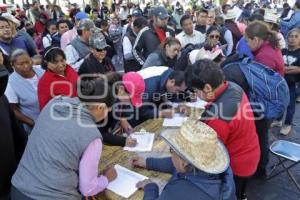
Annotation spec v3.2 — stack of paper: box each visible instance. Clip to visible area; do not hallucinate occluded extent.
[107,165,148,198]
[163,113,187,127]
[124,133,155,152]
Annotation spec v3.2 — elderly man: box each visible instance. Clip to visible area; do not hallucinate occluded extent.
[60,11,88,51]
[65,19,95,72]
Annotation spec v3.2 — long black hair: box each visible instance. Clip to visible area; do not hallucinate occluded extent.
[41,46,66,70]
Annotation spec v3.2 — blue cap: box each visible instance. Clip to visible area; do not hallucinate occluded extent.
[75,12,88,20]
[132,9,143,17]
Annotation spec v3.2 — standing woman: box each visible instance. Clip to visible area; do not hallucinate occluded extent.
[42,20,57,49]
[38,46,78,110]
[143,37,181,69]
[5,49,44,133]
[11,78,117,199]
[245,21,285,76]
[280,28,300,135]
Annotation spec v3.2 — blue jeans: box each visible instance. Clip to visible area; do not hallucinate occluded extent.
[284,85,297,125]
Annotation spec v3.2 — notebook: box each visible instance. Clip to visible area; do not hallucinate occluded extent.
[185,98,207,109]
[107,164,148,198]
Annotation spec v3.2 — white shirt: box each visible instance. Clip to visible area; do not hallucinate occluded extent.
[176,30,205,47]
[65,44,85,72]
[5,74,38,104]
[42,34,52,49]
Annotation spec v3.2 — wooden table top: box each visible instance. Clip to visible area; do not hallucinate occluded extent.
[96,119,172,200]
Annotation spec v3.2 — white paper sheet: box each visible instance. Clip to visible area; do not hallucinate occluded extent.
[185,98,207,109]
[163,113,187,127]
[107,164,148,198]
[123,133,155,152]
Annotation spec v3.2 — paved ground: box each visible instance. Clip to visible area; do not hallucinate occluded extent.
[247,103,300,200]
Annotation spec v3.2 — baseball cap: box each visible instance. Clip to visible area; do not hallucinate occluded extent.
[90,29,109,49]
[122,72,145,107]
[1,13,20,28]
[77,19,95,31]
[75,11,88,20]
[132,9,143,17]
[152,6,169,19]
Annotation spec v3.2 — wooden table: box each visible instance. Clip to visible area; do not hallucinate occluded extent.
[96,119,172,200]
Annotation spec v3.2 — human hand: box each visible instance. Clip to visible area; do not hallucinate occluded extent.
[103,166,117,182]
[159,109,174,118]
[125,136,137,147]
[130,155,146,168]
[121,119,134,133]
[136,179,154,190]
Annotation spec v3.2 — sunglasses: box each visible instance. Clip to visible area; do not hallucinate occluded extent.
[95,48,106,52]
[209,35,220,39]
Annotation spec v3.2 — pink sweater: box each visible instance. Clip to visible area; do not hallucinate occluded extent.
[79,139,108,196]
[253,41,285,76]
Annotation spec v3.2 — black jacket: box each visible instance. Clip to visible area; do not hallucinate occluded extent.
[78,54,115,76]
[133,23,175,66]
[0,68,27,196]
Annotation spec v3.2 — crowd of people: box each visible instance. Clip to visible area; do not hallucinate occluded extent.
[1,0,300,199]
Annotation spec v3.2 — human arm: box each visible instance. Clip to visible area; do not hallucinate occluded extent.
[224,30,233,56]
[65,45,85,72]
[79,139,116,196]
[132,156,175,174]
[143,53,162,68]
[285,66,300,74]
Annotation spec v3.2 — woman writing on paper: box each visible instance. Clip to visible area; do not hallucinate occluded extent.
[11,78,117,199]
[97,72,145,147]
[131,120,236,200]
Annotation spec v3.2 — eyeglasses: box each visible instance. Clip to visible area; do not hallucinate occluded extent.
[95,48,106,52]
[209,35,220,39]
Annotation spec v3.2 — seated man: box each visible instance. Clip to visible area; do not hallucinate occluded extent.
[131,120,236,200]
[136,66,187,123]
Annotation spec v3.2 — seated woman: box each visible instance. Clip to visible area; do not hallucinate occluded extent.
[186,59,260,200]
[131,120,236,200]
[11,78,117,199]
[143,37,181,69]
[38,46,79,110]
[5,49,44,133]
[78,29,115,76]
[98,71,145,147]
[42,21,57,49]
[245,21,285,76]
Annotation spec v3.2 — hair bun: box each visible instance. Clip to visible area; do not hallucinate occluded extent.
[80,80,96,96]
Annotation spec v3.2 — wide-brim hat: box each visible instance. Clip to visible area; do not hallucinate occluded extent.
[264,12,279,25]
[1,13,21,27]
[160,120,229,174]
[224,9,238,20]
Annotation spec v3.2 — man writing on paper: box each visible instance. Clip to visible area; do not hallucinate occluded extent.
[136,66,187,123]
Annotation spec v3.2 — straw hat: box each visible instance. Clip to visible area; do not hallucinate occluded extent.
[161,120,229,174]
[264,12,279,25]
[189,47,224,64]
[224,9,238,20]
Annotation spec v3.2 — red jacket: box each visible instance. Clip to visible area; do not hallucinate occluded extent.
[203,81,260,177]
[253,41,285,76]
[38,65,78,110]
